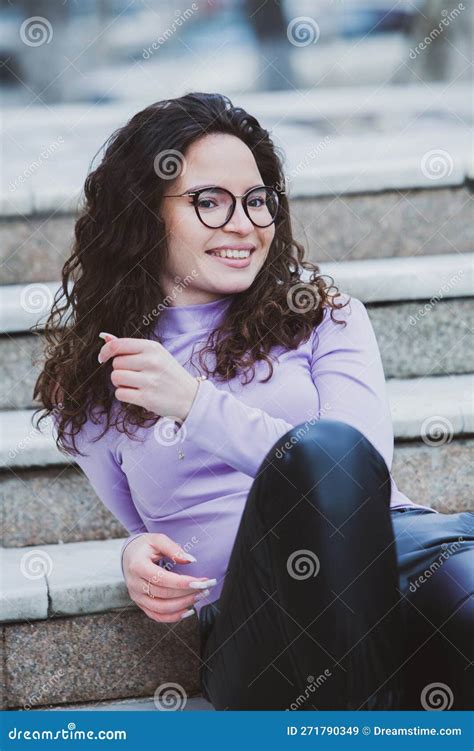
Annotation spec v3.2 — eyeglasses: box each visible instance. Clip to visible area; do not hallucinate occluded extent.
[162,185,281,229]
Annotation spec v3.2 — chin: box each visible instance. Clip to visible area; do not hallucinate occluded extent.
[212,274,258,295]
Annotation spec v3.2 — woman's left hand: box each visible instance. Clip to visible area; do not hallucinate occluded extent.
[98,333,199,421]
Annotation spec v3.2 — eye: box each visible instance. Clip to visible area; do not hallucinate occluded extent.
[247,196,265,207]
[197,198,217,209]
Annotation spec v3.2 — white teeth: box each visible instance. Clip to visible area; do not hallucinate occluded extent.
[210,248,251,259]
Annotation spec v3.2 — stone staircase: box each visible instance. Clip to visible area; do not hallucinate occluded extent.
[1,94,473,710]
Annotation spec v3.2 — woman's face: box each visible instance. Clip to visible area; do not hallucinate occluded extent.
[159,133,276,305]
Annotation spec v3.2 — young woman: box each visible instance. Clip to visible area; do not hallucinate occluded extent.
[34,92,473,711]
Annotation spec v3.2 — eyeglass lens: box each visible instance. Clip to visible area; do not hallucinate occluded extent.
[195,187,278,228]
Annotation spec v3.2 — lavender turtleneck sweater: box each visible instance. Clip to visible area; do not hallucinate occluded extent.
[58,293,435,617]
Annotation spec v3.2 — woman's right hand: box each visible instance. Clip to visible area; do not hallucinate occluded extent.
[122,532,217,623]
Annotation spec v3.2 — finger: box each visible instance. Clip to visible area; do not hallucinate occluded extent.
[115,386,142,405]
[135,581,194,599]
[111,354,147,371]
[132,560,216,593]
[110,369,144,389]
[135,590,202,615]
[140,602,193,624]
[99,337,152,364]
[145,532,199,565]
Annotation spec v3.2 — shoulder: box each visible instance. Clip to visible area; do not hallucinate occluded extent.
[309,294,381,363]
[313,293,370,338]
[51,401,117,458]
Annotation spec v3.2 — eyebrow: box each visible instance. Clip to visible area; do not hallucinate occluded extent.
[183,183,265,193]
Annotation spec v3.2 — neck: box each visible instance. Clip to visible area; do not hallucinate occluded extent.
[153,293,234,338]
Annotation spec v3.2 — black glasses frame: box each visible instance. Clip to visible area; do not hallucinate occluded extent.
[162,185,283,228]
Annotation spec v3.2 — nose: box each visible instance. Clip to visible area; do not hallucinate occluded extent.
[223,199,254,234]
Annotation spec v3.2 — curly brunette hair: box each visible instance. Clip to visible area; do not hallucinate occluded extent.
[32,91,348,457]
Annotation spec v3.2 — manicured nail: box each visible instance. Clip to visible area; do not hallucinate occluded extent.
[189,579,217,589]
[98,332,116,341]
[194,589,210,602]
[180,608,195,620]
[179,552,197,562]
[97,353,102,363]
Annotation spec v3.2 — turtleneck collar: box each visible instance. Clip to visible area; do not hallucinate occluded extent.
[154,294,234,339]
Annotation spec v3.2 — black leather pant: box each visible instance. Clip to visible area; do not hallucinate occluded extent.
[198,419,474,710]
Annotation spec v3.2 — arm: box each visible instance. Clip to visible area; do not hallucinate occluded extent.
[181,295,393,476]
[181,377,294,477]
[310,296,394,471]
[51,408,148,573]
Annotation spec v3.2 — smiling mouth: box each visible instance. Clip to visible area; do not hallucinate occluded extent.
[205,248,255,259]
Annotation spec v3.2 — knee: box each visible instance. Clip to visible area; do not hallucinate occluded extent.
[260,419,391,512]
[270,418,387,477]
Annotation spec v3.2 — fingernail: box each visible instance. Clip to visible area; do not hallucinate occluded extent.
[98,332,116,340]
[189,579,217,589]
[180,608,195,620]
[179,552,197,562]
[97,353,102,363]
[194,589,210,602]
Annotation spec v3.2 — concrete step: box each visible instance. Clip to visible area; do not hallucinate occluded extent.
[43,695,213,711]
[1,254,473,409]
[2,93,473,284]
[238,83,473,129]
[2,189,472,285]
[0,538,204,710]
[0,374,472,548]
[3,92,471,217]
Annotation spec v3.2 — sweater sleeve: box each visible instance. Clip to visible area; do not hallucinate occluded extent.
[310,296,394,472]
[181,377,294,477]
[181,295,394,477]
[51,408,148,574]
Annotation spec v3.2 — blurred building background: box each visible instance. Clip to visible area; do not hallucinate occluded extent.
[1,0,472,108]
